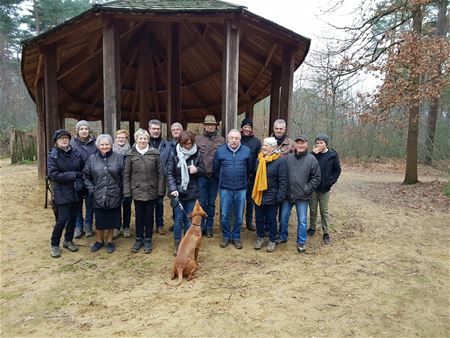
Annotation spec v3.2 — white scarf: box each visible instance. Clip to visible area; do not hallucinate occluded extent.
[176,143,198,191]
[136,145,149,155]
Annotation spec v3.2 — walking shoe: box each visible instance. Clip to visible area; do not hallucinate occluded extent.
[246,224,256,232]
[131,240,143,253]
[84,224,93,237]
[307,228,316,236]
[253,237,265,250]
[51,246,61,258]
[144,239,153,254]
[63,240,79,252]
[266,241,276,252]
[220,238,230,248]
[122,228,130,238]
[297,243,305,253]
[323,233,331,245]
[233,239,243,249]
[276,238,287,244]
[74,227,83,239]
[90,241,104,253]
[157,227,166,235]
[106,242,115,254]
[206,227,213,238]
[113,228,120,239]
[173,240,180,256]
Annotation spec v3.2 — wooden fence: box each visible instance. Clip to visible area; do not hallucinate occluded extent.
[10,129,37,164]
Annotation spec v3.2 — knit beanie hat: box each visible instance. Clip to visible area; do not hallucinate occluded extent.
[241,118,253,128]
[315,133,329,145]
[75,120,90,132]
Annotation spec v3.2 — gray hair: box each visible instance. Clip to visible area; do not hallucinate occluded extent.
[227,129,241,138]
[263,137,277,148]
[273,119,286,128]
[95,134,113,147]
[134,128,150,141]
[171,122,183,130]
[148,119,162,127]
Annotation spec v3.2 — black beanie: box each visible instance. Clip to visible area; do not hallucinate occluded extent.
[315,133,329,145]
[241,118,253,128]
[53,129,71,143]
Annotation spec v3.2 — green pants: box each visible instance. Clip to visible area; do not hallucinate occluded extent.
[308,191,330,234]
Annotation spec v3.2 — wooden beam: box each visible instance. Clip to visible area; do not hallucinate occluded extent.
[279,44,294,131]
[44,46,61,153]
[35,80,46,182]
[246,103,254,121]
[269,66,281,135]
[167,23,182,133]
[138,27,150,128]
[129,119,136,140]
[221,21,240,136]
[149,49,160,118]
[245,44,277,96]
[103,17,121,135]
[33,54,43,89]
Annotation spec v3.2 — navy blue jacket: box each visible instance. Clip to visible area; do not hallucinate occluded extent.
[69,136,96,162]
[47,146,84,205]
[253,156,287,205]
[241,133,261,176]
[151,137,172,173]
[312,149,341,193]
[213,144,252,191]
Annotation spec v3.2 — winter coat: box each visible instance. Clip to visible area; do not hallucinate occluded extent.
[123,145,166,201]
[83,150,124,209]
[285,151,321,202]
[47,146,84,205]
[213,144,252,191]
[70,136,97,162]
[254,156,288,205]
[166,149,206,201]
[150,137,172,173]
[312,149,341,193]
[196,132,225,176]
[241,134,261,175]
[272,134,295,157]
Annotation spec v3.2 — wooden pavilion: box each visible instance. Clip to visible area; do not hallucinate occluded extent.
[21,0,310,179]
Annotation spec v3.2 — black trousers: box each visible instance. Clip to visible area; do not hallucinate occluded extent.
[134,200,155,241]
[119,196,132,229]
[50,201,79,246]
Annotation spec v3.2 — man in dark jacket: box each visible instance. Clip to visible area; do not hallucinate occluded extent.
[280,135,321,253]
[308,133,341,245]
[148,119,172,235]
[240,118,261,232]
[214,129,252,249]
[70,120,96,238]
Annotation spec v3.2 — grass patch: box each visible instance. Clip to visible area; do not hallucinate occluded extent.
[0,290,24,301]
[444,181,450,197]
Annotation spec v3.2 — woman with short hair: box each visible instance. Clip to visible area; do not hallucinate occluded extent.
[123,128,166,254]
[83,134,124,254]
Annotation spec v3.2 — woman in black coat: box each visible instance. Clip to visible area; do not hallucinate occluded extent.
[83,134,124,254]
[47,129,85,258]
[166,130,205,255]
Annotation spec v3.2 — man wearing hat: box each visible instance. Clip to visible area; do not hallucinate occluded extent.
[195,114,225,238]
[240,118,261,231]
[48,129,85,258]
[280,135,321,253]
[308,133,341,245]
[70,120,97,238]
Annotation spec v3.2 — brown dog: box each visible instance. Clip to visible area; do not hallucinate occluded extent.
[171,200,207,284]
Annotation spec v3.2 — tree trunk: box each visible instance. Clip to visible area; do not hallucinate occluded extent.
[424,0,448,165]
[404,5,423,184]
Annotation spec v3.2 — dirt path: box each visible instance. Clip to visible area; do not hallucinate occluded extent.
[1,159,449,337]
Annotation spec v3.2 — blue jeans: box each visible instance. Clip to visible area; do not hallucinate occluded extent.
[219,189,246,241]
[255,204,278,242]
[280,200,309,244]
[155,196,164,228]
[199,176,219,230]
[173,199,195,242]
[51,202,79,246]
[75,193,93,229]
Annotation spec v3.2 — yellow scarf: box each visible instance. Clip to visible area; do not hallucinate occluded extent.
[252,151,280,206]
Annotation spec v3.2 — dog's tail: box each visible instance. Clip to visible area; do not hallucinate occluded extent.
[165,267,184,287]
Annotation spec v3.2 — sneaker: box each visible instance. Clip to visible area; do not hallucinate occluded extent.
[106,242,115,254]
[90,241,104,253]
[74,227,83,239]
[206,228,213,238]
[63,240,79,252]
[307,228,316,236]
[157,227,166,235]
[233,239,243,249]
[323,233,331,245]
[122,228,130,238]
[113,228,120,239]
[51,246,61,258]
[246,224,256,232]
[253,237,265,250]
[276,238,287,244]
[173,240,180,256]
[220,238,230,248]
[144,239,153,254]
[266,241,276,252]
[297,243,305,253]
[84,224,93,237]
[131,240,143,253]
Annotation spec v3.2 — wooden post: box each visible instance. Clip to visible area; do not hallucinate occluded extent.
[138,27,150,129]
[129,119,135,142]
[221,21,240,136]
[103,17,121,135]
[44,46,60,153]
[167,22,182,139]
[35,80,46,182]
[269,66,281,135]
[280,45,294,133]
[246,103,254,121]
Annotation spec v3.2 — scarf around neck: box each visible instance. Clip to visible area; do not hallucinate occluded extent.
[113,142,131,156]
[177,143,198,191]
[252,151,281,206]
[136,144,149,155]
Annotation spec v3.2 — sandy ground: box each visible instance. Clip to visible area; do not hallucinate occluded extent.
[0,158,449,337]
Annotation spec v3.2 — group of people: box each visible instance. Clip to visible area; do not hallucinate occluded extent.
[48,115,341,258]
